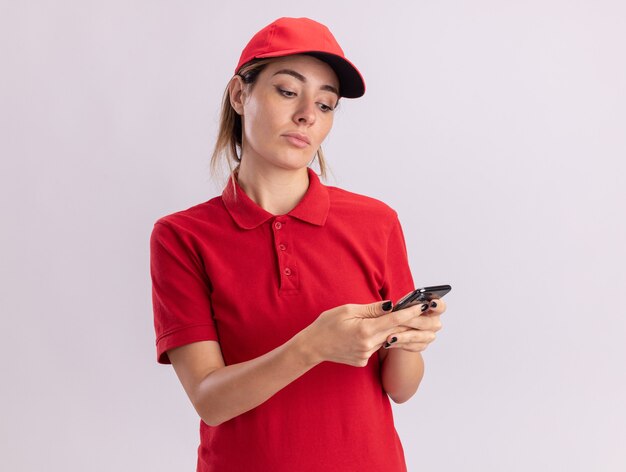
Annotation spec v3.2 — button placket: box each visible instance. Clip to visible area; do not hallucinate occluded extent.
[271,217,299,292]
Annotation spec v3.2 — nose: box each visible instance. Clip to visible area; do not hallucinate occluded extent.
[292,98,316,126]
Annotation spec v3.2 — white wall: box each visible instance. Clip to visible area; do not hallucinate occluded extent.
[1,1,625,470]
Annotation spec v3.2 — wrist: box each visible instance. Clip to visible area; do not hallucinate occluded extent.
[291,327,323,368]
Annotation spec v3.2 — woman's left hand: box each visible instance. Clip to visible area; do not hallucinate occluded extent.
[383,299,446,352]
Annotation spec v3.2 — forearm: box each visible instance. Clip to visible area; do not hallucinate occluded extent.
[380,349,424,403]
[193,332,319,426]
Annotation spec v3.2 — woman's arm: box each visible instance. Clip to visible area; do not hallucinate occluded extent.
[168,301,419,426]
[380,350,425,404]
[379,299,446,403]
[168,334,317,427]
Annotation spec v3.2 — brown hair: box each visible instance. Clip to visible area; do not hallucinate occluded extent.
[209,58,329,183]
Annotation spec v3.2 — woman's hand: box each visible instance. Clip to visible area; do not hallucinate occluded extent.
[299,301,423,367]
[382,299,446,353]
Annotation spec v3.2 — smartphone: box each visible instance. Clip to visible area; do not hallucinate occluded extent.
[391,285,452,312]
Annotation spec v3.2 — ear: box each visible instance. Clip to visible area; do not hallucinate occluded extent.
[228,75,246,116]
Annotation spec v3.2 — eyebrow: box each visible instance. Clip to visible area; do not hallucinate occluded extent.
[272,69,340,96]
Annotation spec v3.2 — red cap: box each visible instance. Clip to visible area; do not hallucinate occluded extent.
[235,17,365,98]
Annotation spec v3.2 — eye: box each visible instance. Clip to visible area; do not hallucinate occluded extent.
[277,87,296,98]
[318,103,334,113]
[318,103,333,113]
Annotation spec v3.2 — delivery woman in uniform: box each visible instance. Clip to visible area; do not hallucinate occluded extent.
[150,17,447,472]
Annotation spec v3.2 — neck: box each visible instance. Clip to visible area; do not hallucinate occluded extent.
[236,161,310,216]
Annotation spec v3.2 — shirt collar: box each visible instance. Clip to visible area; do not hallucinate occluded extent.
[222,167,330,230]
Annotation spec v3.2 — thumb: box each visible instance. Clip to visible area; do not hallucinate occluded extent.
[357,300,393,319]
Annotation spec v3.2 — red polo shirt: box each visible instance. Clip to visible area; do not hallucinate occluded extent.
[150,168,414,472]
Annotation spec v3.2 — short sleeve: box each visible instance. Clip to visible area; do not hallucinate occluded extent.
[379,215,415,304]
[150,220,218,364]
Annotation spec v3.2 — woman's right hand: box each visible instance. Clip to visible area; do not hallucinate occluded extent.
[299,301,420,367]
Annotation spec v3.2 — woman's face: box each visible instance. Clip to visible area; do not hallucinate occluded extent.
[235,55,340,173]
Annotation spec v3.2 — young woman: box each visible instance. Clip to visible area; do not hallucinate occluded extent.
[150,17,446,472]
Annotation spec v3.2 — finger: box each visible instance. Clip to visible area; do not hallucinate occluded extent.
[369,302,439,342]
[399,302,431,315]
[383,329,437,349]
[398,302,431,326]
[355,300,393,319]
[424,298,447,316]
[389,342,430,353]
[375,326,412,346]
[399,314,442,332]
[373,302,424,330]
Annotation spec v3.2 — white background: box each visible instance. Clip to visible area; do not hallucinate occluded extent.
[1,1,625,470]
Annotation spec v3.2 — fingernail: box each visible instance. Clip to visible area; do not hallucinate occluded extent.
[390,336,398,344]
[383,342,391,349]
[421,303,429,312]
[382,301,393,311]
[430,301,438,308]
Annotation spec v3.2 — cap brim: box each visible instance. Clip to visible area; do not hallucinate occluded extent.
[254,50,366,99]
[306,52,365,99]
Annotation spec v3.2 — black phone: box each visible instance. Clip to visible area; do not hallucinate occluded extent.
[391,285,452,312]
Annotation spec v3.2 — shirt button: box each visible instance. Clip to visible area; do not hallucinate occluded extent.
[279,244,286,251]
[274,221,282,230]
[284,267,292,276]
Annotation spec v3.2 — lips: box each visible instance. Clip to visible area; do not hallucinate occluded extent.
[282,132,311,148]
